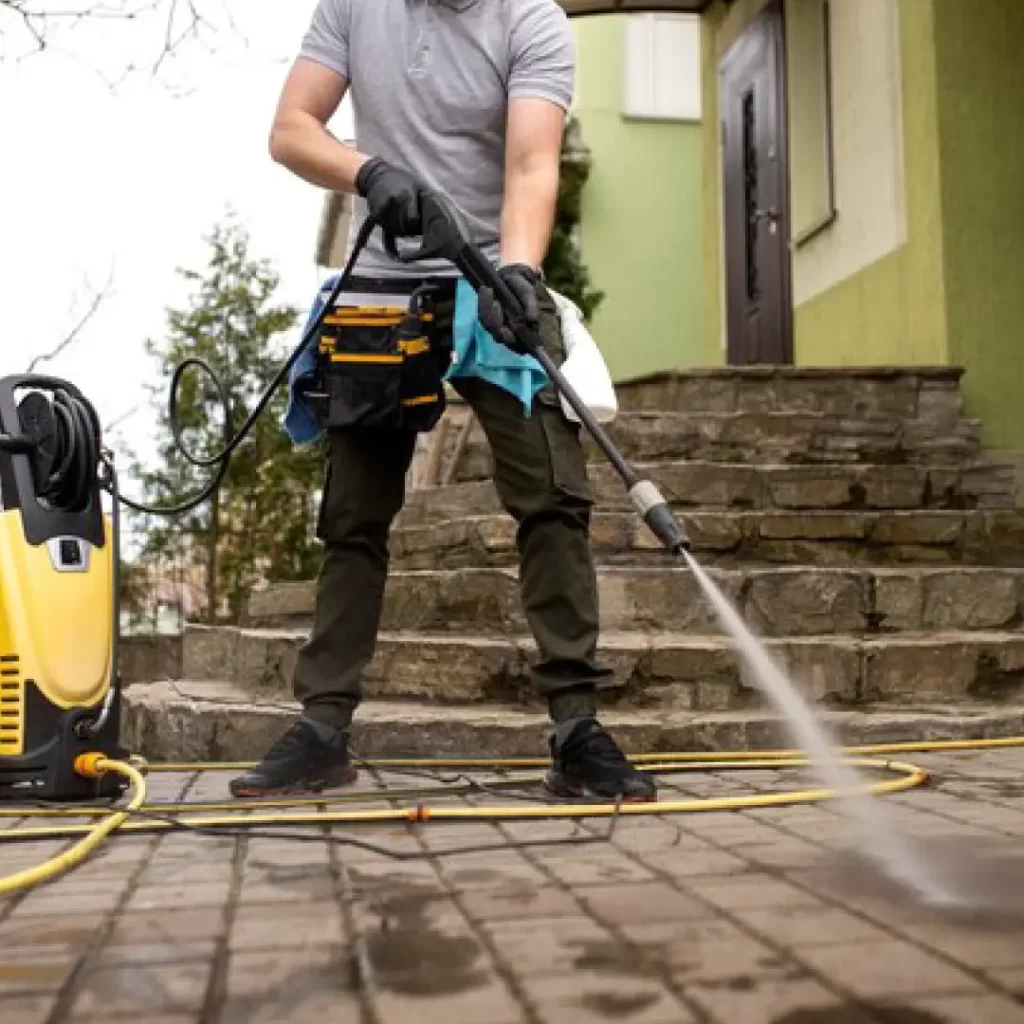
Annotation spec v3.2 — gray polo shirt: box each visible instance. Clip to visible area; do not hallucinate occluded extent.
[299,0,576,278]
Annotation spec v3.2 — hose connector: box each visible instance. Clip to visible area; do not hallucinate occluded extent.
[74,753,109,778]
[628,480,691,554]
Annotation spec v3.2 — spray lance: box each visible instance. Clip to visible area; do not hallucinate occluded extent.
[384,190,691,555]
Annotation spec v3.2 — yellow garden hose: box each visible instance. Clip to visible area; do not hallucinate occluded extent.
[0,756,925,843]
[0,734,1021,896]
[0,755,146,897]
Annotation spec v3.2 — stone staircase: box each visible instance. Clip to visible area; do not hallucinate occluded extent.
[122,367,1024,761]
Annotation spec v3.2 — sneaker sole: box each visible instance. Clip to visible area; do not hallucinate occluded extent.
[542,772,658,804]
[229,765,359,800]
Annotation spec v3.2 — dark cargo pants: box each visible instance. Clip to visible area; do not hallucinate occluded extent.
[292,284,612,728]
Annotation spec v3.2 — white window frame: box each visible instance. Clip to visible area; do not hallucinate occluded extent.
[622,12,703,124]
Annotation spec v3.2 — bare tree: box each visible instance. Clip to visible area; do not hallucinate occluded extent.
[0,0,238,82]
[25,263,116,374]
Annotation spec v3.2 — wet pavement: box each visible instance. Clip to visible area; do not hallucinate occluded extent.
[4,749,1024,1023]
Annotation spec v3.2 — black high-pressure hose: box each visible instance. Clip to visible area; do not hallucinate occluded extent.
[116,216,380,518]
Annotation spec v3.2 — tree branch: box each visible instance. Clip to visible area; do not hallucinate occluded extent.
[0,0,230,81]
[25,263,116,374]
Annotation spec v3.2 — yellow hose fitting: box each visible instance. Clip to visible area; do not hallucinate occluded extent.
[74,752,108,778]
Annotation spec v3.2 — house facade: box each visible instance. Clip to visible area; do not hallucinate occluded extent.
[567,0,1023,470]
[691,0,1024,472]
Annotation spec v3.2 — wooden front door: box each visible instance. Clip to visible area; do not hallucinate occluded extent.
[721,2,794,365]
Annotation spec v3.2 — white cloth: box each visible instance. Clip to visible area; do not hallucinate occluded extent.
[549,289,618,425]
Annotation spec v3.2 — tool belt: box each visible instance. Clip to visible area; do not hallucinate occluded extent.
[314,276,455,434]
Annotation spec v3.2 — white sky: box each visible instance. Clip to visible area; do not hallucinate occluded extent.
[0,2,354,467]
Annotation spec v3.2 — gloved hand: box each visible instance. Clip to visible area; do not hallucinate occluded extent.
[477,263,544,355]
[355,156,425,238]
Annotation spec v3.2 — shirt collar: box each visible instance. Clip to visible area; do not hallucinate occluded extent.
[431,0,481,11]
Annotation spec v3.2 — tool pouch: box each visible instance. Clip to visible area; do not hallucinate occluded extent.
[315,291,451,433]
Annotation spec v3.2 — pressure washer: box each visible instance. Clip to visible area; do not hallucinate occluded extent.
[0,189,689,804]
[0,376,128,801]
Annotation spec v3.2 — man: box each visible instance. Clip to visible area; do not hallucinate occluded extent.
[229,0,656,803]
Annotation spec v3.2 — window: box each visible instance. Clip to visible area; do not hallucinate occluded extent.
[623,13,702,122]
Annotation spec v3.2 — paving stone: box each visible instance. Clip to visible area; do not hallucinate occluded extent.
[238,871,336,906]
[482,916,612,976]
[68,960,213,1017]
[614,845,752,880]
[681,873,824,912]
[521,973,693,1024]
[622,918,798,984]
[438,852,549,891]
[572,881,709,925]
[0,954,78,995]
[535,851,656,886]
[95,939,220,966]
[687,977,873,1024]
[879,994,1024,1024]
[731,904,889,948]
[230,901,345,951]
[460,885,579,922]
[793,939,982,998]
[127,880,233,912]
[0,913,104,956]
[139,858,235,886]
[221,947,361,1024]
[69,1016,198,1024]
[106,908,227,946]
[371,973,527,1024]
[890,918,1024,970]
[725,838,828,871]
[13,885,129,917]
[1,995,59,1024]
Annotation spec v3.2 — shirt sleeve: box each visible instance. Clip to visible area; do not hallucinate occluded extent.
[299,0,351,80]
[508,1,576,110]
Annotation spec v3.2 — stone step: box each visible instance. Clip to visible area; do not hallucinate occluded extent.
[247,566,1024,639]
[123,679,1024,761]
[398,461,1015,528]
[452,411,983,483]
[391,509,1024,570]
[180,624,1024,713]
[614,366,964,419]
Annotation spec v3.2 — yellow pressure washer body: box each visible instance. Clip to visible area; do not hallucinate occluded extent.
[0,375,126,802]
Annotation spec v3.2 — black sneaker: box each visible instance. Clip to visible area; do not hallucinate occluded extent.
[229,718,357,798]
[544,718,657,803]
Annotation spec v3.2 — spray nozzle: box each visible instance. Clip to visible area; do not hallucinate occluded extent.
[627,480,690,554]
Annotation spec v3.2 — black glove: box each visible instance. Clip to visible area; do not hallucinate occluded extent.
[477,263,543,354]
[355,156,424,238]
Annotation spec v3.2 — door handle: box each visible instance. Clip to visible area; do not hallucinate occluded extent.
[750,208,779,224]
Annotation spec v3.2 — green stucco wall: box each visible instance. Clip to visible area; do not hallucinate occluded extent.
[933,0,1024,454]
[573,15,704,381]
[794,0,949,367]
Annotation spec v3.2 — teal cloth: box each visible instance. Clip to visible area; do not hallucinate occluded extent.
[445,278,547,414]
